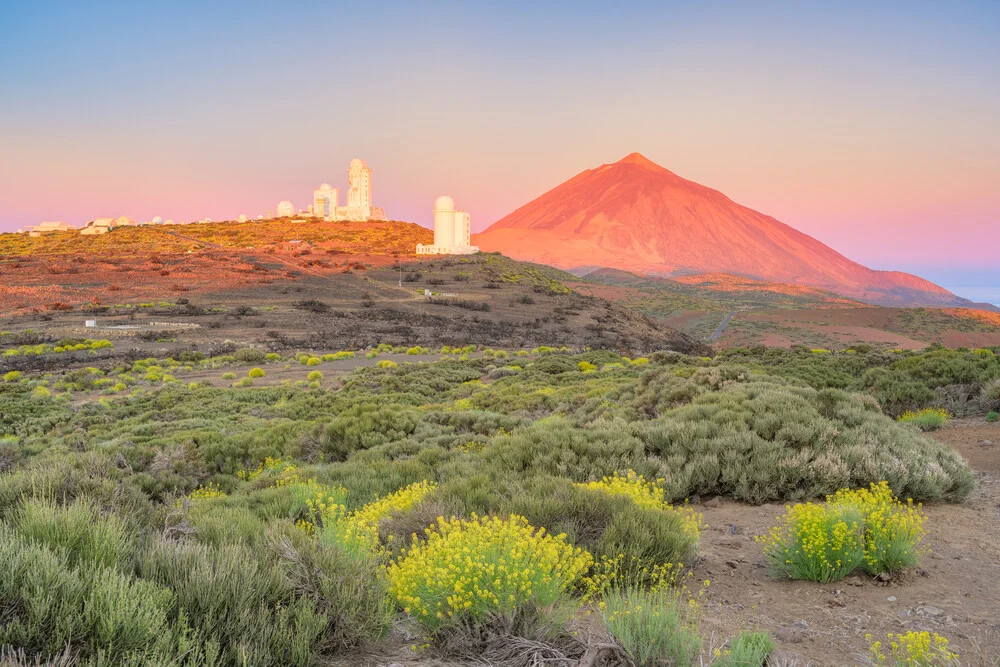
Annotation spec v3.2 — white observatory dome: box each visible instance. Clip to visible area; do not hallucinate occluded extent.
[318,183,333,190]
[434,195,455,211]
[151,216,163,224]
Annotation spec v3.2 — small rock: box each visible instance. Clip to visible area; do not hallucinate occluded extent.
[791,619,809,630]
[887,596,897,602]
[981,440,993,447]
[916,568,930,577]
[900,608,913,618]
[827,597,846,608]
[728,524,742,535]
[846,575,865,587]
[768,649,807,666]
[774,627,806,644]
[931,552,945,560]
[689,494,701,505]
[725,560,739,569]
[705,496,723,508]
[876,572,892,583]
[919,605,943,617]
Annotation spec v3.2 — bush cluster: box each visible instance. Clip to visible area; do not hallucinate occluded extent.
[758,482,926,582]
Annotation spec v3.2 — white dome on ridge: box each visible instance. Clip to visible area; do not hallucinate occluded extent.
[434,195,455,211]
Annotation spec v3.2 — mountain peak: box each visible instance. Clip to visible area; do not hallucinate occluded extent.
[617,152,660,168]
[474,154,959,307]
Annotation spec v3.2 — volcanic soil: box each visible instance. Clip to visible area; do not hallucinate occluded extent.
[689,418,1000,666]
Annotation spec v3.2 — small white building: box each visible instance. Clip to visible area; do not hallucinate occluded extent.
[416,196,479,255]
[313,183,339,219]
[80,217,115,235]
[276,201,295,217]
[28,221,74,237]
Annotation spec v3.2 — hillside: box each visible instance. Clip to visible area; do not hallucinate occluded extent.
[475,153,973,308]
[0,222,707,356]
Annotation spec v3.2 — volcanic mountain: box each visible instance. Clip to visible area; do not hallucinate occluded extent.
[474,153,967,307]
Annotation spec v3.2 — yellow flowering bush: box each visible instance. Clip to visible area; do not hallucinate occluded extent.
[758,481,926,581]
[236,456,294,482]
[757,501,864,582]
[867,630,960,666]
[320,480,436,556]
[829,481,926,574]
[580,554,682,602]
[186,482,227,502]
[575,470,703,540]
[387,514,592,631]
[897,407,950,431]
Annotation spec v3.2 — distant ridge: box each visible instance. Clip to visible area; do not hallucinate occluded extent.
[475,153,975,307]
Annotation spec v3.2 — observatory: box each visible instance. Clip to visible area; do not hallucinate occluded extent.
[416,196,479,255]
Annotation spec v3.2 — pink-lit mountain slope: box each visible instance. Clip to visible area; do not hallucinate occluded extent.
[475,153,970,307]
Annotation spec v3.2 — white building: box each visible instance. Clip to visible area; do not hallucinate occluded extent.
[28,221,74,237]
[276,200,295,217]
[80,217,115,235]
[416,196,479,255]
[312,159,387,222]
[313,183,338,218]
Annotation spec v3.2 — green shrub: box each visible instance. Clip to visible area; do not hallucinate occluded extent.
[600,587,701,667]
[221,372,236,381]
[236,378,253,387]
[714,631,775,667]
[234,347,266,363]
[306,357,322,367]
[141,538,327,666]
[274,533,393,648]
[3,370,22,383]
[265,352,281,361]
[578,361,597,373]
[897,407,949,431]
[987,411,999,423]
[307,371,323,382]
[13,497,136,569]
[248,367,266,379]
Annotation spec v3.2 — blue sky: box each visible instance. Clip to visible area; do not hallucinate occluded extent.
[1,1,998,303]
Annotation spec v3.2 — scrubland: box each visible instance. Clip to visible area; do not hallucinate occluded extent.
[1,342,997,666]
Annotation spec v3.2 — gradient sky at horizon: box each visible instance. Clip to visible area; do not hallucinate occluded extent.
[2,1,998,302]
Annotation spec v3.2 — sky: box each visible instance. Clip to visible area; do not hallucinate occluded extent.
[2,1,998,303]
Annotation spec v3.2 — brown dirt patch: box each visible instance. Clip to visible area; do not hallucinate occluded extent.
[688,419,1000,665]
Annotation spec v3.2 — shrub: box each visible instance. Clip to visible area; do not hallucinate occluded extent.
[315,480,436,556]
[248,367,266,378]
[236,378,253,387]
[600,586,702,667]
[266,352,282,361]
[376,360,397,369]
[307,370,323,382]
[714,631,776,667]
[306,357,322,367]
[867,630,960,666]
[30,385,51,398]
[987,411,999,423]
[3,370,22,382]
[828,481,926,575]
[234,347,266,363]
[273,534,394,648]
[758,501,864,582]
[14,497,136,569]
[388,514,592,632]
[578,361,597,373]
[221,372,236,380]
[897,408,950,431]
[758,482,925,582]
